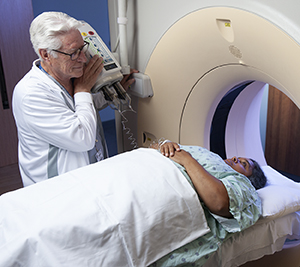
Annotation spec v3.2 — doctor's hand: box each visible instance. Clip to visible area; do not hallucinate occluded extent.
[159,141,181,157]
[74,55,104,94]
[120,69,139,91]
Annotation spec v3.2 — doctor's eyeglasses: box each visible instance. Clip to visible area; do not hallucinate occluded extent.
[52,41,89,61]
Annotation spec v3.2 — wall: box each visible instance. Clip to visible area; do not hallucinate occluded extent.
[31,0,114,122]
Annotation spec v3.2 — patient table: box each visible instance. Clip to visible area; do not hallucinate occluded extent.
[1,149,300,266]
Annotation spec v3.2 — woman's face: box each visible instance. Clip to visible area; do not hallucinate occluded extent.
[224,156,255,177]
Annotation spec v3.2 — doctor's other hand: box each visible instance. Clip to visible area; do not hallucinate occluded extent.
[160,141,181,157]
[120,69,139,91]
[74,55,104,94]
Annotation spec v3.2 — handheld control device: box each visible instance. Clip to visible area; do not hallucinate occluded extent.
[79,22,132,111]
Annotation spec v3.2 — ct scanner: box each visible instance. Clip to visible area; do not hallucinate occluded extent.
[108,3,300,263]
[108,1,300,168]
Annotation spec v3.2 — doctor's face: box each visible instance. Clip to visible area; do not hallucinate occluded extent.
[49,29,87,81]
[224,156,255,177]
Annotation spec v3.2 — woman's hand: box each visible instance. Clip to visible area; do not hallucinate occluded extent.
[159,141,181,157]
[170,149,194,167]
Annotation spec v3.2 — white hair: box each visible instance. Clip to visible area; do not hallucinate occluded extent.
[29,12,83,60]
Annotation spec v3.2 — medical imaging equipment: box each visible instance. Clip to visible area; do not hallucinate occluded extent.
[79,22,132,112]
[108,2,300,161]
[79,22,153,148]
[107,1,300,265]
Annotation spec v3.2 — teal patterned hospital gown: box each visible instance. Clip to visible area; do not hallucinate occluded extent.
[150,145,262,267]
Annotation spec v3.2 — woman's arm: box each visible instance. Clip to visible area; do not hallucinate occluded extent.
[160,142,232,218]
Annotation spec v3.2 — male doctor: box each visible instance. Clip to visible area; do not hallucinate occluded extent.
[12,12,135,186]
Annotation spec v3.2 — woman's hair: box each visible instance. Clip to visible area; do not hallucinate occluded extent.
[29,12,82,59]
[248,159,267,190]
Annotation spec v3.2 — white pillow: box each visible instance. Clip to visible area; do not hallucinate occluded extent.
[257,166,300,219]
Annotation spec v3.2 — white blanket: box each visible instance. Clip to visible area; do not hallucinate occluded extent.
[0,148,209,267]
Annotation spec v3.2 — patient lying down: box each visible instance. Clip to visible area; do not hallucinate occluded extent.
[156,141,267,218]
[150,140,266,266]
[0,142,266,267]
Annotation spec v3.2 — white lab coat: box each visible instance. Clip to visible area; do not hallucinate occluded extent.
[12,59,108,186]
